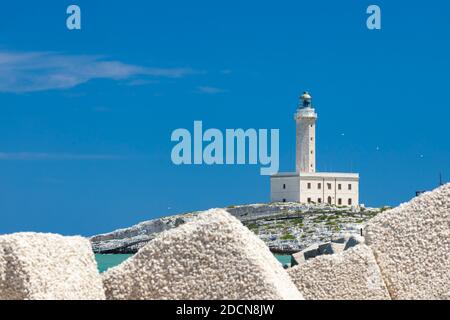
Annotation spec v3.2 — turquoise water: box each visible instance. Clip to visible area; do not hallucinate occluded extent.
[95,253,292,273]
[273,254,292,267]
[95,254,133,273]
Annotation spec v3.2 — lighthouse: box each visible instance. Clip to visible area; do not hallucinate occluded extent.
[270,91,360,206]
[295,92,317,173]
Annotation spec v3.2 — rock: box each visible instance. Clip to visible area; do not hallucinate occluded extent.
[102,209,303,300]
[0,233,105,300]
[291,252,305,266]
[90,215,195,254]
[302,244,320,260]
[318,242,345,255]
[365,184,450,300]
[226,202,365,222]
[344,235,365,251]
[288,245,391,300]
[291,241,346,267]
[91,203,378,254]
[331,237,347,244]
[291,244,319,266]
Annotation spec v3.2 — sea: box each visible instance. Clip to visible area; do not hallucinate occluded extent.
[95,254,292,273]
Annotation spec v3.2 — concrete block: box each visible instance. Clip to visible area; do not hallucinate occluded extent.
[102,209,303,300]
[0,233,105,300]
[365,184,450,300]
[288,245,390,300]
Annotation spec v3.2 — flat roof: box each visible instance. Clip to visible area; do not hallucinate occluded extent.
[271,171,359,179]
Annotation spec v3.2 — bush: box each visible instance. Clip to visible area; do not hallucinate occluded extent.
[280,233,296,241]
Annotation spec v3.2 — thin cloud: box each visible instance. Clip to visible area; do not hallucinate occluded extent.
[124,79,159,87]
[196,86,228,94]
[0,51,198,93]
[0,152,126,161]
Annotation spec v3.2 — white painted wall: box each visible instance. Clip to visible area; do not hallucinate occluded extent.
[270,173,359,206]
[295,107,317,173]
[270,176,300,202]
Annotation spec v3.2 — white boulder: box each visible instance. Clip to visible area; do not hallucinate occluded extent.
[102,209,303,300]
[344,234,365,251]
[365,184,450,300]
[288,245,390,300]
[0,233,105,300]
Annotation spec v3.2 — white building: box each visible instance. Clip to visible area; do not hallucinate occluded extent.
[270,92,359,206]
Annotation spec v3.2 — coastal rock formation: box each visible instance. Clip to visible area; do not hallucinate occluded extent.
[102,209,303,300]
[288,245,391,300]
[0,233,105,300]
[90,215,194,254]
[91,203,380,254]
[365,184,450,300]
[227,203,362,222]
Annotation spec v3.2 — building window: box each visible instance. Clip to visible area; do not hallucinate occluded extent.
[311,150,314,154]
[307,183,311,189]
[318,183,321,189]
[338,184,342,190]
[348,198,352,206]
[310,137,313,141]
[348,184,352,190]
[283,198,286,203]
[338,198,342,205]
[327,196,332,204]
[307,198,311,203]
[318,198,322,203]
[327,183,332,190]
[283,184,286,190]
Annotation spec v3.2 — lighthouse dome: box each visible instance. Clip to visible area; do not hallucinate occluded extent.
[301,92,312,100]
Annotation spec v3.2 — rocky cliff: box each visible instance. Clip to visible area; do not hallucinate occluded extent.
[90,203,387,254]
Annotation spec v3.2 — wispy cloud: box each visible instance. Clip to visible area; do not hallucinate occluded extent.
[196,86,228,94]
[0,51,198,93]
[0,152,125,160]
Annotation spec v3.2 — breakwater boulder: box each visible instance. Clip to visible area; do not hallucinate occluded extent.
[288,244,390,300]
[0,233,105,300]
[291,234,361,266]
[344,234,364,250]
[365,184,450,300]
[102,209,303,300]
[287,184,450,300]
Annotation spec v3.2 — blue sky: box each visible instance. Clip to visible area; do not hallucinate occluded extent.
[0,1,449,236]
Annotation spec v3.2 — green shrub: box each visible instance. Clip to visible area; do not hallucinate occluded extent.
[280,233,296,241]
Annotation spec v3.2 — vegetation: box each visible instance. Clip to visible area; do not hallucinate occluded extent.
[245,223,258,231]
[280,233,296,241]
[236,204,384,252]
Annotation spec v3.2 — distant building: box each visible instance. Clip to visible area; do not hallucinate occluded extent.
[270,92,359,206]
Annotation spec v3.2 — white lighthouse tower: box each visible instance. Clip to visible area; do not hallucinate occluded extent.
[270,91,359,206]
[295,92,317,173]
